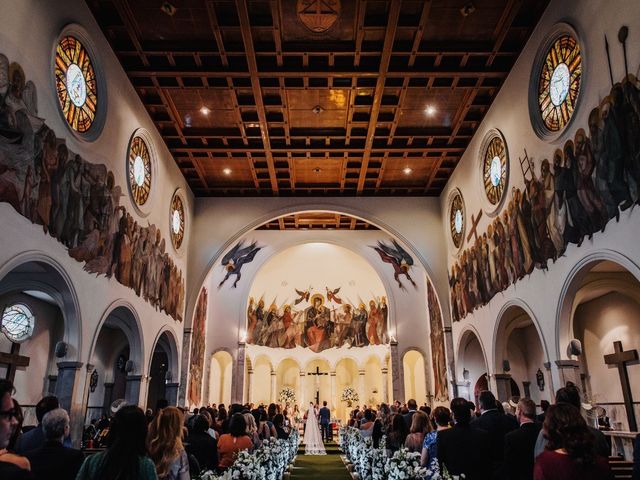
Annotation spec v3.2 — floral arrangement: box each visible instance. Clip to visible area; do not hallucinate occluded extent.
[385,448,428,480]
[278,387,296,405]
[340,387,359,406]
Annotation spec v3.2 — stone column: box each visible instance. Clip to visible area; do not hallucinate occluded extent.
[381,367,389,404]
[233,342,246,404]
[103,383,114,413]
[523,381,531,399]
[456,381,471,401]
[178,327,192,407]
[270,370,277,403]
[444,325,458,398]
[47,375,57,395]
[330,371,337,411]
[554,360,581,390]
[125,375,143,406]
[299,371,306,406]
[390,340,403,403]
[358,369,366,406]
[494,373,513,402]
[54,361,83,413]
[246,367,254,404]
[165,383,180,406]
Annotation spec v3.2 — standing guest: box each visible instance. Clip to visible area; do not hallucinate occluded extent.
[217,414,253,469]
[359,409,375,438]
[243,413,262,449]
[386,414,409,456]
[437,397,491,480]
[15,396,59,454]
[421,407,450,472]
[472,390,516,478]
[536,400,550,423]
[3,399,30,472]
[184,415,218,474]
[76,405,157,480]
[405,411,429,453]
[25,408,83,480]
[534,403,612,480]
[257,410,272,440]
[504,399,542,480]
[318,401,331,442]
[403,399,418,428]
[0,380,32,479]
[147,407,189,480]
[273,414,289,440]
[199,410,218,440]
[468,401,478,423]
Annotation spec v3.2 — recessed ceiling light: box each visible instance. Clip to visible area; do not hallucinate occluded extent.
[425,105,436,116]
[312,105,323,115]
[200,106,210,115]
[223,167,232,175]
[313,167,322,173]
[403,167,413,175]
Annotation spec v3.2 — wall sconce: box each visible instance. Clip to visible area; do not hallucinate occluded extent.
[463,368,470,381]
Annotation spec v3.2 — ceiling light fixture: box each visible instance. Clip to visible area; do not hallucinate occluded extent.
[425,105,436,116]
[223,167,232,175]
[200,106,211,115]
[183,113,192,128]
[160,1,177,16]
[313,167,322,173]
[403,167,413,175]
[460,2,476,17]
[312,105,323,115]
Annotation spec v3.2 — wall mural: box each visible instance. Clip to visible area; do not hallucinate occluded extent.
[0,54,185,321]
[218,240,262,288]
[427,279,449,402]
[247,290,389,353]
[188,287,207,406]
[371,239,417,290]
[450,68,640,322]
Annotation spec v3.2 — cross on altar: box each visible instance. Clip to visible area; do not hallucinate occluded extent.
[307,366,328,405]
[604,341,638,432]
[0,342,30,383]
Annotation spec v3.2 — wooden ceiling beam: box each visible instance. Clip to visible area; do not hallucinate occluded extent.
[205,1,229,67]
[235,0,279,194]
[408,1,433,68]
[169,145,465,154]
[356,0,401,194]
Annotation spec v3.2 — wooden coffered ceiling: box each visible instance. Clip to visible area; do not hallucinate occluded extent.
[256,211,379,230]
[87,0,549,197]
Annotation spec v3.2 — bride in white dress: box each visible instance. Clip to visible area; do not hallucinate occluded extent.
[303,402,326,455]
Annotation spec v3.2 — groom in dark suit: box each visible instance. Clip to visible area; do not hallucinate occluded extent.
[319,401,331,442]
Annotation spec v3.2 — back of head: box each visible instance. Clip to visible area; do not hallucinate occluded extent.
[410,411,429,434]
[555,384,581,409]
[540,400,550,412]
[243,412,257,434]
[229,413,247,437]
[155,398,169,412]
[364,409,374,422]
[517,398,536,421]
[323,401,327,407]
[544,403,595,465]
[432,406,451,427]
[42,408,69,441]
[391,413,408,436]
[450,397,471,425]
[273,413,284,428]
[407,399,417,410]
[192,415,210,434]
[99,405,147,480]
[148,407,184,477]
[478,391,496,411]
[36,395,59,423]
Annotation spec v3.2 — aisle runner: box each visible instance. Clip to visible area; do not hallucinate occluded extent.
[291,443,351,480]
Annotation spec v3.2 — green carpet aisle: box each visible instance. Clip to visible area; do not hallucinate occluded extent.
[290,442,352,480]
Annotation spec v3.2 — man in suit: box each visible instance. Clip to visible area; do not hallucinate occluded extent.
[503,398,542,480]
[25,408,84,480]
[472,390,516,479]
[318,401,331,442]
[15,395,59,454]
[403,399,418,428]
[437,397,491,479]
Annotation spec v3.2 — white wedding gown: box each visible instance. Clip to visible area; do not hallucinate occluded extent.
[303,406,326,455]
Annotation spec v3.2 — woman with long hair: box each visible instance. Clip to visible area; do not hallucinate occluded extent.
[243,412,262,449]
[76,405,157,480]
[147,406,189,480]
[534,403,612,480]
[217,413,253,469]
[421,406,451,472]
[405,411,429,453]
[386,413,409,456]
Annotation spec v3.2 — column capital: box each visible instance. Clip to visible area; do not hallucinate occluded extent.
[56,361,83,370]
[126,375,144,381]
[555,360,580,368]
[381,367,389,374]
[271,370,277,376]
[299,371,306,376]
[166,382,180,388]
[248,368,254,374]
[330,371,336,376]
[358,369,366,375]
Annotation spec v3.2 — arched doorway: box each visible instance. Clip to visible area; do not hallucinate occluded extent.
[494,304,549,403]
[209,350,233,406]
[456,328,488,404]
[87,304,144,420]
[147,330,180,409]
[250,355,272,405]
[335,357,359,421]
[403,350,427,405]
[365,355,383,406]
[564,259,640,431]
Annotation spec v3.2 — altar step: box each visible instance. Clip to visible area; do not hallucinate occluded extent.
[609,456,634,479]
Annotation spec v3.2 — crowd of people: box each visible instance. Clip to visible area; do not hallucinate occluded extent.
[0,379,298,480]
[347,385,640,480]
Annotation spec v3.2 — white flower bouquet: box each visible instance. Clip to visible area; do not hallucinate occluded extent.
[278,387,296,405]
[385,448,429,480]
[340,387,359,407]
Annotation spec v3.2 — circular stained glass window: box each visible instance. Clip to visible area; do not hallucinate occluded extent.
[54,35,98,133]
[536,33,582,133]
[128,135,152,206]
[170,192,185,250]
[482,135,508,206]
[449,191,465,249]
[1,304,35,343]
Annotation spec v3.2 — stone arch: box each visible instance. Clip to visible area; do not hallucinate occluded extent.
[456,326,489,402]
[209,350,233,405]
[556,249,640,360]
[0,251,82,362]
[402,348,428,404]
[147,327,180,383]
[146,327,181,407]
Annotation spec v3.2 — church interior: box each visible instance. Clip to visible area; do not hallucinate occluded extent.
[0,0,639,479]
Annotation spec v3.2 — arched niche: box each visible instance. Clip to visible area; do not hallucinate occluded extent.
[304,358,331,408]
[147,329,180,408]
[209,350,233,406]
[494,303,550,404]
[564,259,640,431]
[364,355,383,406]
[456,328,489,404]
[403,349,427,405]
[275,357,301,405]
[335,357,359,421]
[250,355,273,405]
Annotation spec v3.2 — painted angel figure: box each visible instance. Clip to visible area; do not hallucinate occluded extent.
[218,240,262,288]
[372,239,417,290]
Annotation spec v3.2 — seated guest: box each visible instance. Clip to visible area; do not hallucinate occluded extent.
[257,410,272,440]
[76,405,157,480]
[8,399,24,452]
[504,398,542,480]
[217,414,253,469]
[2,398,30,472]
[148,407,189,480]
[184,415,218,474]
[15,396,59,454]
[199,410,218,440]
[421,406,451,472]
[437,397,491,480]
[0,379,32,479]
[405,411,429,453]
[273,414,289,440]
[243,413,261,449]
[386,414,409,456]
[25,408,83,480]
[534,403,612,480]
[359,409,375,438]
